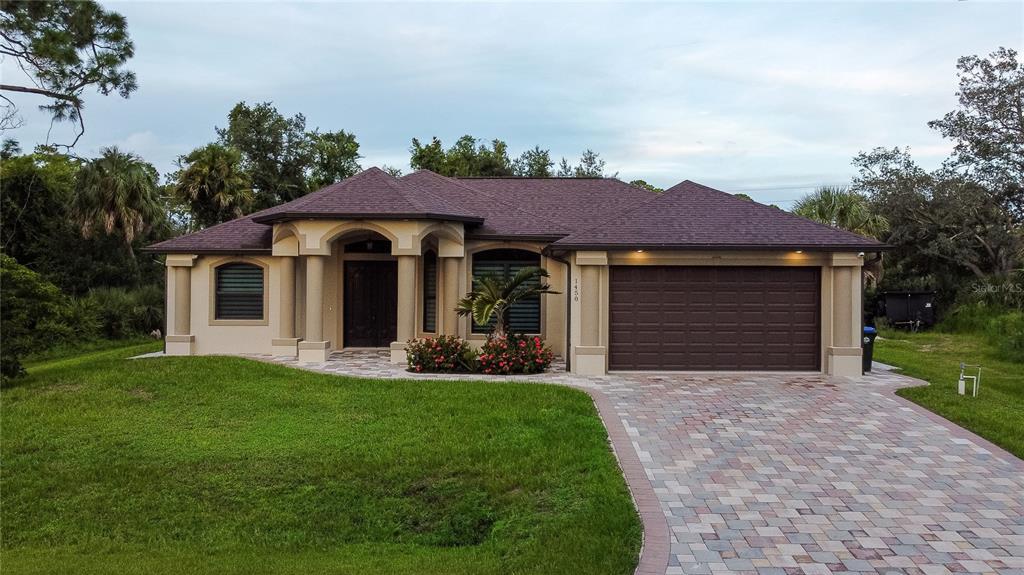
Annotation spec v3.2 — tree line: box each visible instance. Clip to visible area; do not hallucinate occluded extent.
[1,0,1020,376]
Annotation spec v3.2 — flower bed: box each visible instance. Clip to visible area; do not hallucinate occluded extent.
[406,335,474,373]
[406,334,555,375]
[478,334,554,375]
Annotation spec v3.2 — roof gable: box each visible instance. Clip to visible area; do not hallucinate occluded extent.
[252,167,483,224]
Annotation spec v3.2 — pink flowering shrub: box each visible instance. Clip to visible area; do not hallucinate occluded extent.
[477,334,554,375]
[406,335,474,373]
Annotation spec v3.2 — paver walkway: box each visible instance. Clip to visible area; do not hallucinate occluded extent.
[254,350,1024,575]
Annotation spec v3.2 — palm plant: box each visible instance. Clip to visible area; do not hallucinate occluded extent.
[456,266,559,339]
[71,147,162,256]
[793,185,890,286]
[173,143,253,229]
[792,186,889,239]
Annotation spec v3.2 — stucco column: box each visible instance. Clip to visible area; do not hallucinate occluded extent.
[165,255,196,356]
[579,265,601,347]
[173,266,191,336]
[298,254,329,362]
[441,256,460,336]
[271,255,300,357]
[391,255,417,363]
[572,251,608,376]
[826,258,864,377]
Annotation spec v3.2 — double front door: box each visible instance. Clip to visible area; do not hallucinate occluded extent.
[343,261,397,347]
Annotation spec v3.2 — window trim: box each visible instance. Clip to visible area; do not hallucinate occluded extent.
[470,248,543,335]
[208,257,270,326]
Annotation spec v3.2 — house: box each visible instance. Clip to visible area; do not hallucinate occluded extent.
[146,167,883,376]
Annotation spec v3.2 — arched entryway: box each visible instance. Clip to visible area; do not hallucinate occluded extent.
[338,232,397,348]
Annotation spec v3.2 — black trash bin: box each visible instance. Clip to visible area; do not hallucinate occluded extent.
[862,326,877,373]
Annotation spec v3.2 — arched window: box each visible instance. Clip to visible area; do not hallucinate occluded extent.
[215,263,264,320]
[471,249,541,334]
[422,250,438,332]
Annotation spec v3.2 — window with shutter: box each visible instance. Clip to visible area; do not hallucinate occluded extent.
[215,263,264,320]
[471,249,541,334]
[422,251,438,332]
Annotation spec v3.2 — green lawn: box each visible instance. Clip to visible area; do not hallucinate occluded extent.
[875,329,1024,459]
[1,343,641,574]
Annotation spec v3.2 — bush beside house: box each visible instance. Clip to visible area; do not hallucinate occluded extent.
[406,334,556,375]
[407,265,560,375]
[0,254,164,382]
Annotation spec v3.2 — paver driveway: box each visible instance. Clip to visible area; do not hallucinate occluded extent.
[594,372,1024,575]
[254,351,1023,575]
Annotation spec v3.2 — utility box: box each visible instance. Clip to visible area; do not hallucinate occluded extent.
[881,291,936,331]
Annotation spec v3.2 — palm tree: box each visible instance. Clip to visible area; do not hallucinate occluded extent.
[792,186,889,239]
[456,266,559,339]
[173,143,253,230]
[71,147,162,257]
[794,185,890,286]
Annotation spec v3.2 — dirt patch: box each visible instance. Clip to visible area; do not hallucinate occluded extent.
[129,387,155,400]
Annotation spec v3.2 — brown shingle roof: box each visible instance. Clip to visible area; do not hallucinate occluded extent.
[551,180,884,251]
[146,169,884,254]
[146,209,274,254]
[251,167,482,224]
[400,171,569,239]
[455,177,656,232]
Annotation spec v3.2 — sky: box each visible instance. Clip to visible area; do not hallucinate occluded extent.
[3,1,1023,207]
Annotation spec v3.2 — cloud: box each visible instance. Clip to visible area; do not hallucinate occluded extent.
[4,0,1020,202]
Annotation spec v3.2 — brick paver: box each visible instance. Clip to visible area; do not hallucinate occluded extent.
[254,351,1024,575]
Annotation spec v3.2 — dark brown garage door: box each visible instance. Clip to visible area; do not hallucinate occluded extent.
[609,266,820,371]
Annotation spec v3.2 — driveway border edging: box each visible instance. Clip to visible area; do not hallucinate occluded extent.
[870,373,1024,470]
[568,383,671,575]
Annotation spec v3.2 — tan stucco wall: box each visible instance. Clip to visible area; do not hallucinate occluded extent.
[166,254,281,355]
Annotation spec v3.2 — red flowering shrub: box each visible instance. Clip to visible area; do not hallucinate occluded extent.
[477,334,554,375]
[406,335,474,373]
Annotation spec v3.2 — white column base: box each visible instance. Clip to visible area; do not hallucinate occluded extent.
[271,338,301,358]
[165,334,195,356]
[298,341,330,363]
[827,346,862,377]
[390,341,407,364]
[573,346,607,376]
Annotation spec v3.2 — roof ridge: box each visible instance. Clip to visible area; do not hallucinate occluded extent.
[455,175,607,180]
[673,180,877,243]
[406,170,568,233]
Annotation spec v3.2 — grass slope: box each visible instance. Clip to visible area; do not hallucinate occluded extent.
[875,329,1024,459]
[2,343,640,574]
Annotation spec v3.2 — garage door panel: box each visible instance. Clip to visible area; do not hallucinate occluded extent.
[609,266,821,371]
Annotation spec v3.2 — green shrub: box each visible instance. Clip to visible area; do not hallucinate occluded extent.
[939,300,1024,363]
[130,284,165,333]
[477,334,554,375]
[86,287,137,339]
[0,254,77,380]
[989,311,1024,363]
[406,335,475,373]
[84,286,164,339]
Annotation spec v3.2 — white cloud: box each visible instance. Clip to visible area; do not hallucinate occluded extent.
[4,0,1020,202]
